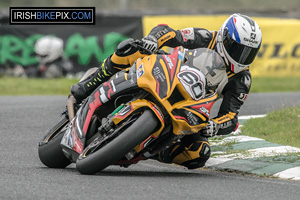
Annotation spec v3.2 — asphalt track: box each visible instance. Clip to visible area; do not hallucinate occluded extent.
[1,93,300,200]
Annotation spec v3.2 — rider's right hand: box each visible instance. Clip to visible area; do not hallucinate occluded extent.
[199,120,219,137]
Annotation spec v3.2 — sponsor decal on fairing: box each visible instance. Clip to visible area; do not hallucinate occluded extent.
[118,104,132,116]
[136,63,144,79]
[177,65,205,101]
[99,86,109,103]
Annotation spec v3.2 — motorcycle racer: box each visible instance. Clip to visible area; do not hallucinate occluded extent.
[142,14,262,136]
[70,13,262,169]
[143,13,262,169]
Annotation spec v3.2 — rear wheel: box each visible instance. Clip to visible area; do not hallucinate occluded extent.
[76,109,158,175]
[38,116,71,168]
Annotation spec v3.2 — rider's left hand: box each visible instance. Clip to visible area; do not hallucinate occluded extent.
[141,35,158,53]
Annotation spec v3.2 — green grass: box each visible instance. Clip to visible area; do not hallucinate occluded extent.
[241,107,300,148]
[0,77,79,95]
[1,76,300,96]
[250,77,300,93]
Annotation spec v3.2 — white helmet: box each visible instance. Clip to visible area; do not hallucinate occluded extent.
[217,13,262,73]
[35,35,64,64]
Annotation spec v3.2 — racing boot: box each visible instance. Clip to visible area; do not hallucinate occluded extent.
[71,64,112,103]
[152,135,211,169]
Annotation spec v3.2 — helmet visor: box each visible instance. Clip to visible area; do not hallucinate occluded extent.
[223,31,260,65]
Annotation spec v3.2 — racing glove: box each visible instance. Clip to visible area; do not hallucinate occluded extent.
[199,120,219,137]
[141,35,158,54]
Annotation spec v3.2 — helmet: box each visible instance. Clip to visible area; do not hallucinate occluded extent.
[35,35,64,64]
[217,13,262,73]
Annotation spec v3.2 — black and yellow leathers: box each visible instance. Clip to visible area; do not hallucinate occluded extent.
[71,40,148,103]
[147,24,251,136]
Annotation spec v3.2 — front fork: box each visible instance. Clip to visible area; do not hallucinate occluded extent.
[67,94,76,120]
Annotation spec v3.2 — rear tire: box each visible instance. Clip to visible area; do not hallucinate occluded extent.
[38,117,71,168]
[76,109,158,175]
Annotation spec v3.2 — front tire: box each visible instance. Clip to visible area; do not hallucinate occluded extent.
[76,109,158,175]
[38,117,71,168]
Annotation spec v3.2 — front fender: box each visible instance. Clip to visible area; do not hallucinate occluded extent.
[112,99,165,150]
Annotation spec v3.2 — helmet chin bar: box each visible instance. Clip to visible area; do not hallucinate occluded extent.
[216,42,229,67]
[217,36,249,73]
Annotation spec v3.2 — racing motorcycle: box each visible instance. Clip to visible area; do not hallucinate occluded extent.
[38,41,225,175]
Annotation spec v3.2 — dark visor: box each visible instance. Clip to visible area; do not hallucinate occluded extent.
[223,30,260,65]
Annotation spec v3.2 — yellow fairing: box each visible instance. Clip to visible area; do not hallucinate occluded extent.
[136,47,217,136]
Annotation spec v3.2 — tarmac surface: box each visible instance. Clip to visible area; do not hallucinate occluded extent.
[1,93,300,199]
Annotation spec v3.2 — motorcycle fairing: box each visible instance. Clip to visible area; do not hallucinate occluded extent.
[82,66,139,136]
[137,47,184,100]
[152,60,168,99]
[61,117,84,162]
[171,92,218,126]
[137,47,218,136]
[185,94,217,119]
[62,66,140,156]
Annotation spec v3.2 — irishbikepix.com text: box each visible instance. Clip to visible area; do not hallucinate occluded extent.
[10,7,95,25]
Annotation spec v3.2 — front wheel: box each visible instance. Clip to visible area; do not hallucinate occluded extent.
[76,109,158,175]
[38,116,71,168]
